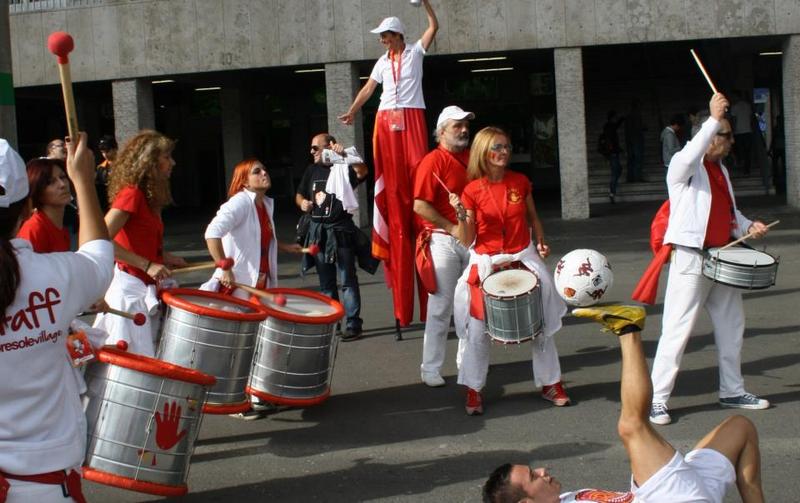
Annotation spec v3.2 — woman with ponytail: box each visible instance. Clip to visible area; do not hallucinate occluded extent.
[0,134,113,503]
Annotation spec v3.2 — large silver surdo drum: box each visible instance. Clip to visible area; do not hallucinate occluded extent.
[247,288,344,406]
[83,346,215,497]
[157,288,268,414]
[481,268,544,344]
[702,246,778,290]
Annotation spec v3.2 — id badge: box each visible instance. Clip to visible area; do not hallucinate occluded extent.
[66,330,95,367]
[389,108,405,131]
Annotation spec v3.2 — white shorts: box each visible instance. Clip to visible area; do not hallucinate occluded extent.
[633,449,735,502]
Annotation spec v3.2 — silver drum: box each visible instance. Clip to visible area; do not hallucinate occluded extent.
[481,268,543,344]
[247,288,344,406]
[83,346,215,497]
[702,247,778,290]
[157,288,268,414]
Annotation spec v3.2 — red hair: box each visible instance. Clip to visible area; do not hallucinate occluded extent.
[227,158,262,198]
[26,158,68,210]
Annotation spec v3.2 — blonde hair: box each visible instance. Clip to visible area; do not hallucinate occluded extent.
[108,130,176,208]
[467,126,509,181]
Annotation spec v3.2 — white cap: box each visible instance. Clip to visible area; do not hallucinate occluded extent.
[0,139,28,208]
[371,16,405,35]
[436,105,475,130]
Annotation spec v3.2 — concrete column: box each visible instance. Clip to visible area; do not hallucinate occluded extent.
[783,35,800,208]
[554,47,589,220]
[325,62,368,228]
[221,85,249,187]
[112,79,154,146]
[0,0,17,146]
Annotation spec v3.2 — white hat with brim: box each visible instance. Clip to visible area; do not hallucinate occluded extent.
[371,16,405,35]
[436,105,475,130]
[0,139,28,208]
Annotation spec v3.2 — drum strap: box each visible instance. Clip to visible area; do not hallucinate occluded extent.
[0,469,85,503]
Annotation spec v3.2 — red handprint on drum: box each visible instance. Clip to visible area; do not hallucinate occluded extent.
[154,400,187,450]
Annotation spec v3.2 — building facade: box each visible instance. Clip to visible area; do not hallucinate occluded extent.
[3,0,799,218]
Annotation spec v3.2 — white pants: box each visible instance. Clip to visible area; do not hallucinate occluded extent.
[421,233,469,378]
[651,246,746,404]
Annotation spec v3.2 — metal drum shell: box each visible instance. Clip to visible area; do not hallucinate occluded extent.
[157,288,268,414]
[702,249,779,290]
[247,288,344,407]
[481,269,544,344]
[83,347,214,497]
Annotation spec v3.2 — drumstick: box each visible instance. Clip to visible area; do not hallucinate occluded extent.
[232,283,287,306]
[47,32,79,140]
[83,306,147,326]
[172,257,234,274]
[302,243,320,255]
[690,49,719,94]
[719,220,780,251]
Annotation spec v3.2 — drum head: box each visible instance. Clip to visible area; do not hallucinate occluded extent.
[161,288,268,322]
[707,247,776,266]
[482,269,538,298]
[261,288,345,324]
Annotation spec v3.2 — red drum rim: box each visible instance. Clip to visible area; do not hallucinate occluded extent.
[246,385,331,407]
[161,288,269,322]
[82,467,188,497]
[202,400,251,415]
[97,347,216,387]
[260,288,344,325]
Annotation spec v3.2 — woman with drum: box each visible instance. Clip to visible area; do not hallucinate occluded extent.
[1,134,113,502]
[17,157,72,252]
[201,158,301,301]
[648,93,771,426]
[93,130,187,357]
[449,126,570,415]
[337,0,438,329]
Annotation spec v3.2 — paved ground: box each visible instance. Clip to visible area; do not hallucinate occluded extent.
[83,195,800,502]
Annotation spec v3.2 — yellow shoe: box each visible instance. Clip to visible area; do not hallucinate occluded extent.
[572,305,646,335]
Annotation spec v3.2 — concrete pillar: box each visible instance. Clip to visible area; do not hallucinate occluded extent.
[554,48,589,220]
[0,0,17,147]
[112,79,154,146]
[325,62,368,228]
[221,85,249,187]
[783,35,800,208]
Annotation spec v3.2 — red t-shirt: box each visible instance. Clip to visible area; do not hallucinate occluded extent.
[17,210,70,253]
[112,185,164,284]
[461,170,531,255]
[413,146,469,227]
[255,202,273,288]
[703,158,735,248]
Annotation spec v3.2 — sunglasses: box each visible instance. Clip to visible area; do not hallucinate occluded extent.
[490,143,512,152]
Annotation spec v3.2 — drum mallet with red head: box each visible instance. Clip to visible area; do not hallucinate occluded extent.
[302,243,320,255]
[47,32,79,140]
[233,283,287,306]
[173,257,234,275]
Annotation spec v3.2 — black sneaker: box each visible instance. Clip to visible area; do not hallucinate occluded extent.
[341,327,362,342]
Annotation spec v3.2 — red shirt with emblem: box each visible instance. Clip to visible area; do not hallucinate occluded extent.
[413,146,469,227]
[703,158,735,248]
[111,185,164,285]
[17,210,70,253]
[461,170,531,255]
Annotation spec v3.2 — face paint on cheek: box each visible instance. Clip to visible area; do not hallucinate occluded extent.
[489,151,504,164]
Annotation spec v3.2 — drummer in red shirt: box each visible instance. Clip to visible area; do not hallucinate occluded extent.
[92,130,187,356]
[17,157,71,252]
[449,126,570,415]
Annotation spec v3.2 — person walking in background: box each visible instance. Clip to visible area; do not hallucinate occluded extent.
[660,114,684,169]
[602,110,624,203]
[624,99,646,182]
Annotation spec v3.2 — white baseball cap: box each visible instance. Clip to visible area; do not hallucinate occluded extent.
[0,139,28,208]
[436,105,475,130]
[371,16,405,35]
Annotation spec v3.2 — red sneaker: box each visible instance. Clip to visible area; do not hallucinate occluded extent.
[465,387,483,415]
[541,381,571,407]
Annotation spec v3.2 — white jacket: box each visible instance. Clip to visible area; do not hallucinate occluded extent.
[663,117,751,249]
[0,239,113,475]
[202,190,278,289]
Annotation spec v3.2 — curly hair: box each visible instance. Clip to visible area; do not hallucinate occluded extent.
[107,130,176,208]
[467,126,509,181]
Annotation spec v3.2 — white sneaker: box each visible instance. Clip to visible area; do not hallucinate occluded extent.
[422,373,445,387]
[649,402,671,425]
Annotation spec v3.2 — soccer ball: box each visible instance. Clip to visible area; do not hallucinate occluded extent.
[553,249,613,307]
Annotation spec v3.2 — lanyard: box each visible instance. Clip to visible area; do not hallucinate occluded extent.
[483,177,507,236]
[390,48,403,106]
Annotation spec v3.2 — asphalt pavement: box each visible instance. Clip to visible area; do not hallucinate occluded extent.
[83,195,800,502]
